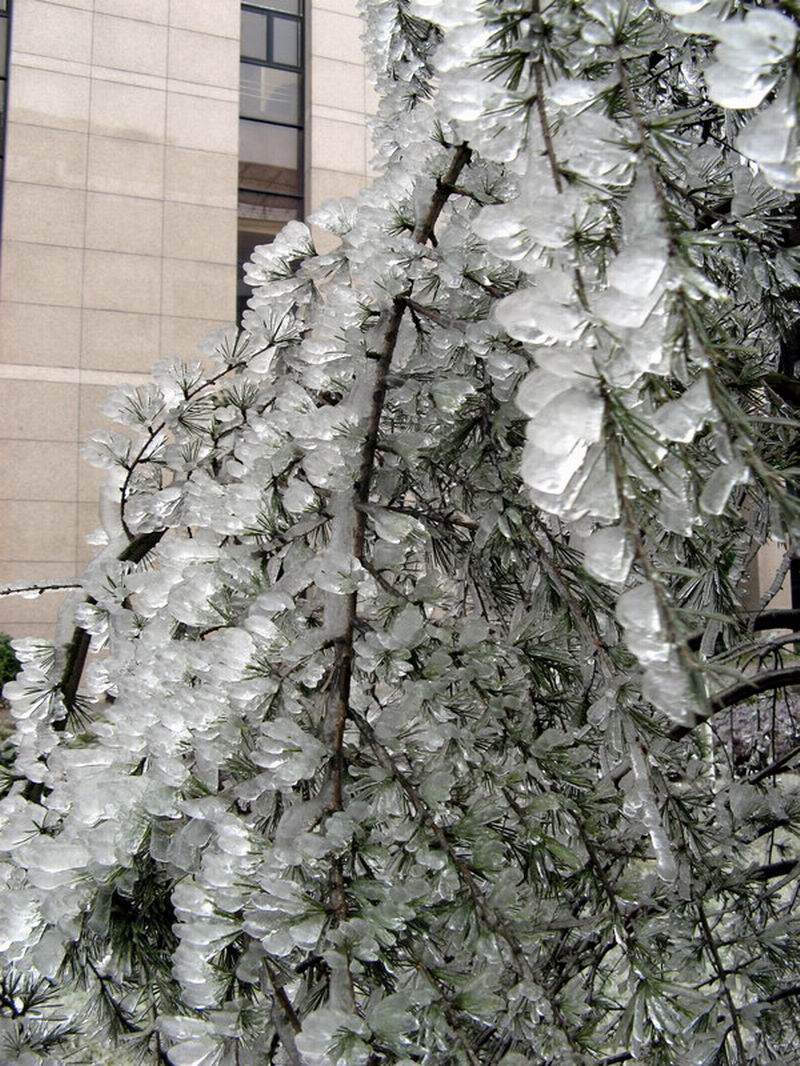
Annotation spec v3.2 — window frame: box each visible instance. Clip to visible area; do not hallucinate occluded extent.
[238,0,305,319]
[241,0,303,14]
[240,4,302,75]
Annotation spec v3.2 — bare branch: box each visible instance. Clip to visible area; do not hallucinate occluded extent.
[0,582,82,599]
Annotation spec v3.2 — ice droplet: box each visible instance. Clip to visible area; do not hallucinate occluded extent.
[653,376,713,443]
[699,460,749,515]
[628,739,678,882]
[584,526,634,585]
[167,1036,221,1066]
[737,83,800,193]
[615,582,667,665]
[704,9,796,110]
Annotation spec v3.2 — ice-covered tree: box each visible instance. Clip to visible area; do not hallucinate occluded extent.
[3,0,800,1062]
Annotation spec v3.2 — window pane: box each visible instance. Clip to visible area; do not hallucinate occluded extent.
[239,120,302,195]
[240,64,301,125]
[0,20,6,77]
[239,158,301,197]
[241,10,267,61]
[271,16,300,68]
[239,192,301,227]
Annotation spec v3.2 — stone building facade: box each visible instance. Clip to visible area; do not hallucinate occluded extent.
[0,0,375,637]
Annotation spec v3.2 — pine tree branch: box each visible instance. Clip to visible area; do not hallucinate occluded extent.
[361,560,416,604]
[533,63,563,194]
[709,666,800,714]
[607,668,800,787]
[262,959,304,1066]
[117,354,256,538]
[760,984,800,1006]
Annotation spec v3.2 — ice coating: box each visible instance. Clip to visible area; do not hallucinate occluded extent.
[583,526,635,585]
[0,0,793,1060]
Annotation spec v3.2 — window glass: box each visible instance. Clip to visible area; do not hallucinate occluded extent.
[240,65,300,125]
[0,20,6,77]
[271,16,300,68]
[239,157,302,197]
[239,120,302,195]
[241,9,267,61]
[239,191,302,226]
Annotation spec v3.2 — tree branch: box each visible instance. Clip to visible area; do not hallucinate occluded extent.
[312,142,473,1012]
[669,667,800,741]
[752,608,800,632]
[0,582,82,599]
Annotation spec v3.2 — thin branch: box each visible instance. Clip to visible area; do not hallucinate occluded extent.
[263,960,301,1034]
[57,529,167,727]
[403,298,465,332]
[0,582,82,599]
[743,859,799,883]
[117,352,256,538]
[753,608,800,632]
[361,561,416,604]
[21,528,167,804]
[533,64,563,194]
[311,143,473,1014]
[748,741,800,785]
[695,901,747,1064]
[753,546,796,620]
[760,985,800,1006]
[671,667,800,742]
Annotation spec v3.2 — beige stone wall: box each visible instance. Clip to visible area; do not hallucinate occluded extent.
[306,0,377,252]
[0,0,241,637]
[0,0,375,639]
[743,539,793,612]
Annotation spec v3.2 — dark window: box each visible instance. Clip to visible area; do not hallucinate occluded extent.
[238,1,304,317]
[240,6,301,71]
[272,17,300,67]
[241,9,268,61]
